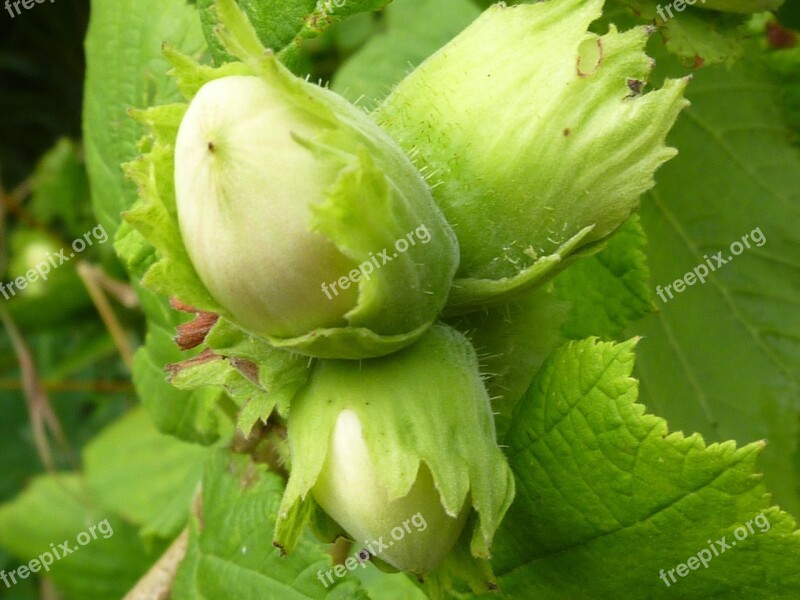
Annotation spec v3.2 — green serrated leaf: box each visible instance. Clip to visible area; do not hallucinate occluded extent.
[28,138,94,238]
[83,407,209,541]
[0,474,160,600]
[608,1,755,66]
[480,338,800,599]
[555,214,655,340]
[332,0,482,107]
[633,41,800,515]
[84,0,233,444]
[172,450,371,599]
[84,0,206,236]
[662,10,745,66]
[197,0,393,69]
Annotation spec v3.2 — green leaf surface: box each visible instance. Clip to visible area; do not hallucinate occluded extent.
[481,338,800,599]
[172,450,370,600]
[84,0,234,443]
[83,407,209,540]
[197,0,315,64]
[632,43,800,515]
[350,565,430,600]
[699,0,784,13]
[332,0,481,107]
[555,214,655,340]
[0,474,159,600]
[777,1,800,28]
[661,10,745,67]
[28,138,94,238]
[83,0,206,235]
[765,43,800,138]
[130,279,232,444]
[607,1,755,66]
[197,0,393,68]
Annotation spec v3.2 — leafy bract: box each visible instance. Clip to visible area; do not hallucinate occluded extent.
[376,0,688,311]
[169,317,311,437]
[277,324,515,565]
[445,287,569,436]
[128,0,460,359]
[478,338,800,599]
[128,276,232,444]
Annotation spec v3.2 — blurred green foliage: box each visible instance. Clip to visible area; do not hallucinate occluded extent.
[1,0,799,598]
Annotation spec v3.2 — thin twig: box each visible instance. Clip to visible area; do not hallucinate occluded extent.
[0,168,7,274]
[40,578,62,600]
[90,264,139,309]
[123,528,190,600]
[76,261,135,371]
[0,379,133,393]
[9,176,34,206]
[0,304,71,471]
[0,175,42,231]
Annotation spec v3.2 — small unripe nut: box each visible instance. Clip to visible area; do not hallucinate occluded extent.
[276,324,515,572]
[313,409,469,573]
[175,75,356,338]
[174,64,459,359]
